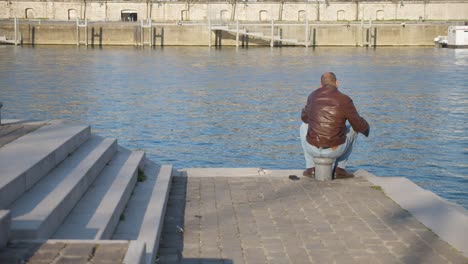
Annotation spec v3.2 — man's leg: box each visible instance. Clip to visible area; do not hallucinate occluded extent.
[300,123,315,169]
[335,125,359,169]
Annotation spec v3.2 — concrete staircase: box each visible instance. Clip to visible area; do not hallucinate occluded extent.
[0,120,173,264]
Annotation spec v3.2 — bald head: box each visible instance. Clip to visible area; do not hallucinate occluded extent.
[321,72,337,87]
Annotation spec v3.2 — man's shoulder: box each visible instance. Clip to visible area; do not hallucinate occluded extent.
[308,87,322,98]
[336,89,353,103]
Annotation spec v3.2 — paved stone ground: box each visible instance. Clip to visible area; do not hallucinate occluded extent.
[0,241,128,264]
[0,123,44,148]
[157,176,467,264]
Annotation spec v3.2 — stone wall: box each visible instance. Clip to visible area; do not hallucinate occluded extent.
[0,1,467,22]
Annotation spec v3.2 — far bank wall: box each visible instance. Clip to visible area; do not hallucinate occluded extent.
[1,1,468,22]
[0,21,451,46]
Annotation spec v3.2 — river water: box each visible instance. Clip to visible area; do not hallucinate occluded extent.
[0,45,467,209]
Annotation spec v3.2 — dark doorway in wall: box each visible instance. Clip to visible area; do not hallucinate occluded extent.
[121,10,138,22]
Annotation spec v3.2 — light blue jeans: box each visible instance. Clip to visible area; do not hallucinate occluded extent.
[300,122,358,169]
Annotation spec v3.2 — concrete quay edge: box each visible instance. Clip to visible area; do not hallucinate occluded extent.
[176,167,303,178]
[355,169,468,258]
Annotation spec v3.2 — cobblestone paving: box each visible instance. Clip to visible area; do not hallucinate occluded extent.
[158,176,467,264]
[0,241,128,264]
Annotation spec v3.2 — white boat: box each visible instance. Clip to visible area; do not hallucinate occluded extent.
[434,35,448,47]
[447,26,468,48]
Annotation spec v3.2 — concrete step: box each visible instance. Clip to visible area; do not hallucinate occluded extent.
[52,148,145,240]
[0,120,90,209]
[0,123,45,148]
[113,161,173,264]
[9,135,117,240]
[0,210,10,248]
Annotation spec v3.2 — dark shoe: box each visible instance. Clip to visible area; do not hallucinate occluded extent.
[303,167,315,178]
[334,167,354,179]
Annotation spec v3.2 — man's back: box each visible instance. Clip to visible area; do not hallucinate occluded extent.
[302,84,369,148]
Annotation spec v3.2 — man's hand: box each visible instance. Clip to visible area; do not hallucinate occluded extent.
[363,127,370,137]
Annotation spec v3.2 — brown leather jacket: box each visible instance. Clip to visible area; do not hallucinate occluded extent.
[301,84,369,148]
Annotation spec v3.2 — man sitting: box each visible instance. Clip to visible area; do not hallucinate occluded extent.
[300,72,370,179]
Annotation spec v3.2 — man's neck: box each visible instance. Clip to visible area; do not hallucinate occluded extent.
[322,84,338,90]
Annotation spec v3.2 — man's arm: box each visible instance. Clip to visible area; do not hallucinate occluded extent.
[301,95,310,123]
[301,107,308,123]
[344,98,370,137]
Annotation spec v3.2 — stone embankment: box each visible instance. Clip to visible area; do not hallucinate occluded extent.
[0,19,466,46]
[0,119,466,264]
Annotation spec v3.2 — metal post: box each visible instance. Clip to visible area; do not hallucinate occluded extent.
[76,18,79,45]
[14,17,18,45]
[85,19,88,46]
[208,16,212,47]
[373,27,377,47]
[270,19,274,47]
[312,28,316,47]
[140,20,143,46]
[151,23,154,46]
[313,158,333,181]
[236,20,239,47]
[360,18,363,46]
[366,28,370,47]
[305,18,309,47]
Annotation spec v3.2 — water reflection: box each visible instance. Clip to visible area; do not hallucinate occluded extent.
[0,46,466,209]
[454,49,468,66]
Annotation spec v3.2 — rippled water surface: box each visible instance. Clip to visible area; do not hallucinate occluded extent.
[0,46,467,208]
